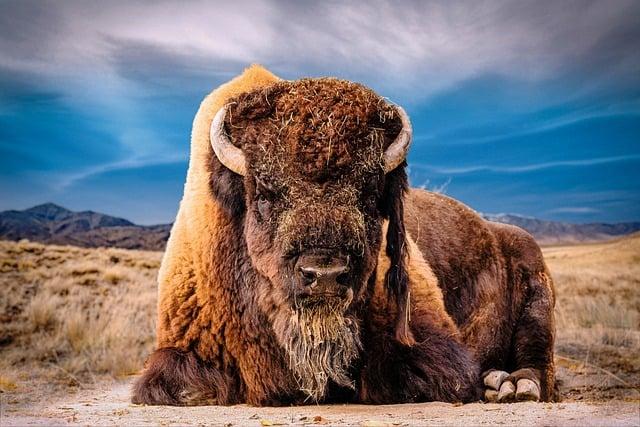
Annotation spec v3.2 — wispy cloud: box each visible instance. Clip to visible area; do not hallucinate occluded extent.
[415,102,640,146]
[547,207,599,214]
[412,154,640,175]
[51,153,187,191]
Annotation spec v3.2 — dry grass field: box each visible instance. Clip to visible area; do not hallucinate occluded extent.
[0,235,638,424]
[0,240,159,405]
[544,234,640,401]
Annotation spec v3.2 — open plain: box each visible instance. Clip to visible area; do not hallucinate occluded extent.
[1,235,638,425]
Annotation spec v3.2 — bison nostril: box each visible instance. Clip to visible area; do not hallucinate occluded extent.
[299,267,318,286]
[295,253,350,291]
[336,272,349,286]
[298,263,350,287]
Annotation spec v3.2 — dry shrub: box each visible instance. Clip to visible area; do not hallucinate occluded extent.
[573,296,637,330]
[17,259,35,271]
[26,292,59,331]
[103,266,127,285]
[57,285,156,377]
[0,258,18,273]
[136,260,160,270]
[67,262,101,277]
[0,376,17,391]
[64,312,88,352]
[43,276,73,296]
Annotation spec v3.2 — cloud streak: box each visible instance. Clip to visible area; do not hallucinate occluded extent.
[412,154,640,175]
[51,153,187,192]
[547,207,599,214]
[415,102,640,146]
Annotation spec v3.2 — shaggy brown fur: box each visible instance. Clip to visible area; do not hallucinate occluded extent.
[404,191,557,401]
[131,65,555,406]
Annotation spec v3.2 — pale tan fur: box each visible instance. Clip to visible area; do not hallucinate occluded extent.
[156,65,281,350]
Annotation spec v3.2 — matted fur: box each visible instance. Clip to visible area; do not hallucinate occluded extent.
[272,299,361,401]
[132,65,556,406]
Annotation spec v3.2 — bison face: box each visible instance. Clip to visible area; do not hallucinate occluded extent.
[210,78,412,400]
[245,162,380,311]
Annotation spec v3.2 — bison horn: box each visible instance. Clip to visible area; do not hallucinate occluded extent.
[383,106,413,173]
[210,105,247,176]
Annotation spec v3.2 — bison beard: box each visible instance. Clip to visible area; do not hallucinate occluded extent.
[272,297,361,402]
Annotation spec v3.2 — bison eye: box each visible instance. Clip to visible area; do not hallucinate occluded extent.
[257,194,272,218]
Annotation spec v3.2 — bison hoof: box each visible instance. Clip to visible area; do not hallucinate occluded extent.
[484,389,499,402]
[482,370,541,403]
[515,378,540,401]
[483,370,509,390]
[497,380,516,402]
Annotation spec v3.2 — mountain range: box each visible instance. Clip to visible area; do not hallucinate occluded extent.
[1,203,639,250]
[481,213,640,245]
[0,203,171,251]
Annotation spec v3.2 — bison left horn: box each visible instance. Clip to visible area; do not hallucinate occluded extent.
[383,105,413,173]
[210,103,413,176]
[210,104,247,176]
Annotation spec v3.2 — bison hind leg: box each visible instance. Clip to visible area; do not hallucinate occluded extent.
[484,271,557,403]
[513,271,557,401]
[132,347,234,406]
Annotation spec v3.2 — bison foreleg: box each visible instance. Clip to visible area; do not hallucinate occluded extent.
[131,347,236,406]
[359,330,481,404]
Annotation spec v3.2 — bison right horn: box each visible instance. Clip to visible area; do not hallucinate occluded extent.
[210,105,247,176]
[383,106,413,173]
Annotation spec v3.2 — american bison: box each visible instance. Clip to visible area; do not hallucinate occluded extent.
[132,65,556,406]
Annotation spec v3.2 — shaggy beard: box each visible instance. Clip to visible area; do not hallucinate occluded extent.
[273,298,361,402]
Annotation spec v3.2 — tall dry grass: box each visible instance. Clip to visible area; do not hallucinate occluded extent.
[0,240,159,394]
[544,235,640,399]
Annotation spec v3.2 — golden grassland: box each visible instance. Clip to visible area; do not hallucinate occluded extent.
[544,234,640,400]
[0,240,159,404]
[0,235,638,405]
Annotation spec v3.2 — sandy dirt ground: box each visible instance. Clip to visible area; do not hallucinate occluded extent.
[2,379,639,426]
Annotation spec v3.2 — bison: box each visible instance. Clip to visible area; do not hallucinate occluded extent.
[132,65,556,406]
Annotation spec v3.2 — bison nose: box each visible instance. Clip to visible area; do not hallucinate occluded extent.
[295,254,350,290]
[299,264,349,287]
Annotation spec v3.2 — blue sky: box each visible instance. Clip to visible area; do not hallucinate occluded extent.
[0,0,638,224]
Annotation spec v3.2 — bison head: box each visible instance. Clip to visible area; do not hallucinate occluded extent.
[210,78,412,400]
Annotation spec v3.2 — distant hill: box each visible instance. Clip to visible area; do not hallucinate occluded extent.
[0,203,171,250]
[2,203,639,250]
[481,213,640,245]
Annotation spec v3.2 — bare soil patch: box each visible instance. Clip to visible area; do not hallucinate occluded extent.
[3,380,639,426]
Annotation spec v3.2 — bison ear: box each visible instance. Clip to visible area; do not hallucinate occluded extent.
[380,165,416,346]
[210,152,246,218]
